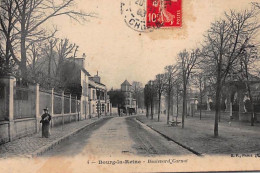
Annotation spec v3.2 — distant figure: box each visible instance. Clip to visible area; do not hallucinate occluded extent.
[40,108,52,138]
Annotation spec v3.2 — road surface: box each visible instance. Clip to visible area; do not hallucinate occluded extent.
[42,116,192,157]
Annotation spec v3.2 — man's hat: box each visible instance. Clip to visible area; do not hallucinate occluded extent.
[43,107,49,111]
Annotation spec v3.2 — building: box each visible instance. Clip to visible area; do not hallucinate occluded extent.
[69,54,111,118]
[88,72,110,117]
[121,80,136,114]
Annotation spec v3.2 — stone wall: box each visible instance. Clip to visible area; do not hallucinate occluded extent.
[0,121,9,144]
[14,118,36,139]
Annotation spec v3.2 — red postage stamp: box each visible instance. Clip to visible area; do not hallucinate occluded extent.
[146,0,182,28]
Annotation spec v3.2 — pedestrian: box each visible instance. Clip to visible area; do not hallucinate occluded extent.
[40,107,52,138]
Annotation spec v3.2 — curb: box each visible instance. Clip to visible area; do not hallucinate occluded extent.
[31,117,109,157]
[135,118,204,157]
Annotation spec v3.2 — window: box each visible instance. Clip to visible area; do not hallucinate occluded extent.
[93,90,95,100]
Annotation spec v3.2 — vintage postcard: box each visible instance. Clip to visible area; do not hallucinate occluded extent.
[1,0,260,172]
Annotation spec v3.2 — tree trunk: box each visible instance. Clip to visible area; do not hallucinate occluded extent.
[167,91,171,124]
[20,33,27,79]
[151,98,153,120]
[200,83,202,120]
[48,41,53,79]
[158,93,161,122]
[5,35,10,66]
[247,83,254,126]
[182,82,187,128]
[146,104,149,118]
[219,94,222,122]
[176,87,179,125]
[20,2,27,80]
[214,77,222,137]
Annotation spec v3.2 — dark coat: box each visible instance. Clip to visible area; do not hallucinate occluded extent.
[40,113,52,125]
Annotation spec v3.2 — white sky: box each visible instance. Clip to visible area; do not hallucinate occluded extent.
[49,0,254,89]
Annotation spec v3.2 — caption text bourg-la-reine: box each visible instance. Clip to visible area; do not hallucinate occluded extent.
[87,159,188,165]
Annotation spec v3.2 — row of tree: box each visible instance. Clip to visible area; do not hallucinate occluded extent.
[144,3,260,137]
[0,0,94,88]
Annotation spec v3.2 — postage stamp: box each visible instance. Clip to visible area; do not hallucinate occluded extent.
[121,0,182,31]
[146,0,182,28]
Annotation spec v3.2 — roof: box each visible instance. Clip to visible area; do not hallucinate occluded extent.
[81,68,91,77]
[89,78,106,88]
[121,80,131,86]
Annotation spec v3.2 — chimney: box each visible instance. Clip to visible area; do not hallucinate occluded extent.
[82,53,86,58]
[82,53,86,69]
[93,71,101,83]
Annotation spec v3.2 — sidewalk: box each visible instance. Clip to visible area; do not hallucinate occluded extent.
[0,116,110,158]
[137,114,260,155]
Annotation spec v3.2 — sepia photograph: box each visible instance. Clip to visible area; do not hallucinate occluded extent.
[1,0,260,172]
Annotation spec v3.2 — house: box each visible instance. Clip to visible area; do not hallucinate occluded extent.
[88,72,110,117]
[121,80,136,114]
[71,54,111,118]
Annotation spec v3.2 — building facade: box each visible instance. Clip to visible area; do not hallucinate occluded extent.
[121,80,136,114]
[88,73,110,117]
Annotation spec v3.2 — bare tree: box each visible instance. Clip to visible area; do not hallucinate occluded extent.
[239,45,259,126]
[12,0,95,79]
[132,81,143,114]
[202,8,259,136]
[192,71,206,120]
[44,39,58,79]
[55,38,78,84]
[148,80,156,120]
[0,0,20,72]
[177,49,199,128]
[27,42,42,79]
[144,84,150,118]
[154,73,166,121]
[164,65,177,124]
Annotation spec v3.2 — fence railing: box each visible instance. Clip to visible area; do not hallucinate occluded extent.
[13,86,36,119]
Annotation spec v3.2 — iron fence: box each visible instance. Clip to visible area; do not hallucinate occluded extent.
[54,92,62,114]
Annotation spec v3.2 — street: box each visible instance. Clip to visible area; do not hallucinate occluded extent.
[42,116,192,157]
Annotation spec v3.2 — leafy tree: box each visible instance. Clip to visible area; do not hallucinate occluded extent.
[107,89,126,108]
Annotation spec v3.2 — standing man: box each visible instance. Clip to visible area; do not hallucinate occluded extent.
[40,107,52,138]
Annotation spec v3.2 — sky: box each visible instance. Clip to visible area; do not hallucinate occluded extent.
[48,0,254,89]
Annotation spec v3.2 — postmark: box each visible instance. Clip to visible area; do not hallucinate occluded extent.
[121,0,182,32]
[121,0,147,32]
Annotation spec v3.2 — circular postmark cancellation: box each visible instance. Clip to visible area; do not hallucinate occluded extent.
[121,0,182,32]
[121,0,147,32]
